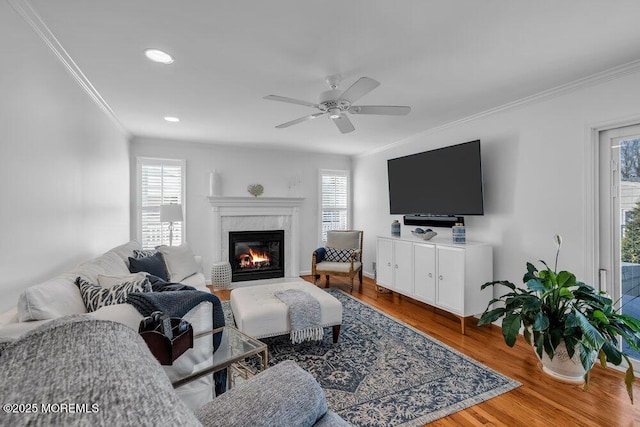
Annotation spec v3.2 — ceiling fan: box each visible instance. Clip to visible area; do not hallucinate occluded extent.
[264,75,411,134]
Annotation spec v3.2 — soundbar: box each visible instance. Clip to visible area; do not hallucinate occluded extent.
[403,215,464,228]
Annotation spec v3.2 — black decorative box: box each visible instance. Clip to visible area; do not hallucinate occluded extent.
[140,318,194,365]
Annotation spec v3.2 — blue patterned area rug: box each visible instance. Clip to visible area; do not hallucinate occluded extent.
[222,289,520,426]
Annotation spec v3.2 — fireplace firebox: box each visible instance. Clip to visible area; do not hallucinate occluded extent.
[229,230,285,282]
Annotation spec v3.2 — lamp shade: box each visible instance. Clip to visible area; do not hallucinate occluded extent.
[160,204,183,222]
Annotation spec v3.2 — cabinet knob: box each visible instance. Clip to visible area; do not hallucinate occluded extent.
[387,262,391,267]
[428,273,432,278]
[395,264,399,269]
[439,275,443,280]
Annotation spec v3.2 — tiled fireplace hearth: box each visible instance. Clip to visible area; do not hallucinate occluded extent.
[208,196,305,285]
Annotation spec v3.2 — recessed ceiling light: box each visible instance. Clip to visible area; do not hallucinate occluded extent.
[164,116,180,123]
[144,48,174,64]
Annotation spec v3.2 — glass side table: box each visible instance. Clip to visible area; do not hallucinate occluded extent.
[172,326,268,389]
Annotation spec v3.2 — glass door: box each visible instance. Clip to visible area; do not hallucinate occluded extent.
[599,125,640,360]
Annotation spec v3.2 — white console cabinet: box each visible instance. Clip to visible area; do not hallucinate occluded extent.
[376,236,492,334]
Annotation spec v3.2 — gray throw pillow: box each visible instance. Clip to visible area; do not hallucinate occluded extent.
[128,252,169,281]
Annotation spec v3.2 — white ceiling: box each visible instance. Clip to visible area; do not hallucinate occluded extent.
[17,0,640,155]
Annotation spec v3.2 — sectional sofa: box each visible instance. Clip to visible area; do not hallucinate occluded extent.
[0,241,215,410]
[0,316,348,426]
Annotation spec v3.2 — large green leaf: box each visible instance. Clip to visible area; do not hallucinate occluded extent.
[501,313,522,347]
[558,288,574,299]
[574,310,606,349]
[523,327,533,345]
[478,308,506,326]
[624,355,635,403]
[592,310,610,325]
[522,296,541,313]
[481,280,515,291]
[556,270,577,288]
[534,333,545,358]
[619,314,640,333]
[533,311,550,331]
[526,278,547,293]
[543,333,555,359]
[579,343,595,372]
[600,340,622,365]
[564,336,578,358]
[565,312,579,328]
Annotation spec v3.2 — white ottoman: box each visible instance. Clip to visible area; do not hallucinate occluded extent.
[230,280,343,343]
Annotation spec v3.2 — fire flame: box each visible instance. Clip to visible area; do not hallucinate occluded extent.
[249,247,270,263]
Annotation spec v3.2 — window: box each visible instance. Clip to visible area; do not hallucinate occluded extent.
[137,158,185,249]
[320,169,349,243]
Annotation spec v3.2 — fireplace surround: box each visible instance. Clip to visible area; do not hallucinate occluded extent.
[208,196,305,284]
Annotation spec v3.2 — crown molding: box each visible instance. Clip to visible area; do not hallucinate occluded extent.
[9,0,130,138]
[357,59,640,159]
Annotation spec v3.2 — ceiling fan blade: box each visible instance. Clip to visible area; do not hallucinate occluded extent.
[264,95,319,108]
[275,112,326,129]
[349,105,411,115]
[332,114,355,134]
[338,77,380,104]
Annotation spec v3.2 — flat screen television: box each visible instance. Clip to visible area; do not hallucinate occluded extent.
[387,140,484,216]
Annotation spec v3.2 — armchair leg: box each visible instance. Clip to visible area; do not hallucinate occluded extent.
[313,274,320,284]
[359,269,363,284]
[349,276,354,292]
[325,275,330,288]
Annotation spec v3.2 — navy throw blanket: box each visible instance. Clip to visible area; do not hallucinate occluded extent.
[127,276,226,395]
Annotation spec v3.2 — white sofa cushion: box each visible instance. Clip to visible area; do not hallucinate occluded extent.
[157,243,200,282]
[181,272,207,291]
[82,251,130,278]
[106,241,143,268]
[17,273,87,322]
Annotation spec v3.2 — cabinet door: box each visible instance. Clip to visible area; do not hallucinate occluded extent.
[414,243,436,304]
[436,246,465,314]
[376,239,394,288]
[393,240,414,294]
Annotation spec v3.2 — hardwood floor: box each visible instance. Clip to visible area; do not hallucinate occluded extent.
[212,276,640,426]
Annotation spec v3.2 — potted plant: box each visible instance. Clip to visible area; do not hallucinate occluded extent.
[478,235,640,402]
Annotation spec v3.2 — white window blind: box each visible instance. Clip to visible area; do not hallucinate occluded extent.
[137,158,185,249]
[320,170,349,243]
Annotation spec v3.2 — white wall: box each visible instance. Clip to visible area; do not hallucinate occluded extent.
[130,137,351,279]
[0,3,130,313]
[353,69,640,290]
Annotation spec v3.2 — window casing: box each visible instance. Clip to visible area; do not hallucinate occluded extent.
[320,169,349,243]
[136,158,185,249]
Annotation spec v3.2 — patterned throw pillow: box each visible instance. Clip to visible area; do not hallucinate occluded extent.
[97,272,150,289]
[133,249,157,259]
[75,277,151,312]
[324,247,356,262]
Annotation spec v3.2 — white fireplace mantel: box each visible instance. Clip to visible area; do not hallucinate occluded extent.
[208,196,305,280]
[208,196,305,209]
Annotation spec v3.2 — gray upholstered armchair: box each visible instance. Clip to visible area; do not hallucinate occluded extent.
[312,230,363,291]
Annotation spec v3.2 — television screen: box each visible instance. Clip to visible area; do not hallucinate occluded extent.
[387,140,484,215]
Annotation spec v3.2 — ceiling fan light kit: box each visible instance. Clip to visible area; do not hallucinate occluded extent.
[265,76,411,134]
[144,48,174,64]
